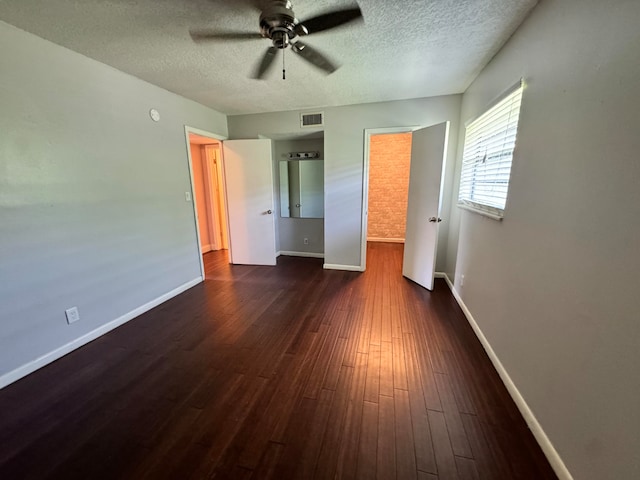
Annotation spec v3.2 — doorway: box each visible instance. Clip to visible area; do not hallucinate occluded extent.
[184,127,229,278]
[270,131,325,259]
[361,127,416,271]
[367,132,412,243]
[361,124,449,290]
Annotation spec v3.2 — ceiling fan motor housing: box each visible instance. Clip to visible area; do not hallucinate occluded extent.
[259,0,299,49]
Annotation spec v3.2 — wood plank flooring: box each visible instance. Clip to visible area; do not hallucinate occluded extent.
[0,242,557,479]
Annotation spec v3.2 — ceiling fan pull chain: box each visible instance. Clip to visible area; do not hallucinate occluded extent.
[282,48,286,80]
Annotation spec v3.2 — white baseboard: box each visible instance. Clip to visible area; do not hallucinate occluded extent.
[434,271,447,279]
[439,274,573,480]
[323,263,364,272]
[279,251,325,259]
[367,237,405,243]
[0,277,203,390]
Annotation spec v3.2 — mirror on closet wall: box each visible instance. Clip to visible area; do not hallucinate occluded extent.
[279,159,324,218]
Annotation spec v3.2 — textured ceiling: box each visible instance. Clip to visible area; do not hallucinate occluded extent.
[0,0,537,115]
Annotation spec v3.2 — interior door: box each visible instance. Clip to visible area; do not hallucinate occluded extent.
[222,139,277,266]
[402,122,449,290]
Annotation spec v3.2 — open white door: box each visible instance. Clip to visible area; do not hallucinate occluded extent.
[222,139,277,266]
[402,122,449,290]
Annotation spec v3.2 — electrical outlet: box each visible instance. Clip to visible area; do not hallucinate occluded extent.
[185,191,192,202]
[65,307,80,324]
[460,274,465,287]
[304,238,309,245]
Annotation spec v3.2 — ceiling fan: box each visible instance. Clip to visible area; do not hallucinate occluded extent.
[189,0,363,79]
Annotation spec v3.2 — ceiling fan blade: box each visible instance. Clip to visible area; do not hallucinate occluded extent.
[252,47,279,79]
[189,29,262,42]
[292,42,339,74]
[297,6,363,35]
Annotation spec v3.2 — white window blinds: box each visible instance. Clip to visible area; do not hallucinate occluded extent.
[458,81,523,219]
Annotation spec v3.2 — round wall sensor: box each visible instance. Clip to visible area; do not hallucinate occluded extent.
[149,108,160,122]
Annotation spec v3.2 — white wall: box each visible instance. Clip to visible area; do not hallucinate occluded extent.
[0,22,227,385]
[229,96,462,269]
[273,138,324,255]
[447,1,640,478]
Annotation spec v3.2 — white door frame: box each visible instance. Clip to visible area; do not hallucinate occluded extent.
[360,126,419,271]
[184,126,227,279]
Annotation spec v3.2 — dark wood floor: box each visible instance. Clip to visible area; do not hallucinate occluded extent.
[0,243,557,479]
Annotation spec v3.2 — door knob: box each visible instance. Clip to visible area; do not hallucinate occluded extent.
[428,217,442,223]
[266,209,272,215]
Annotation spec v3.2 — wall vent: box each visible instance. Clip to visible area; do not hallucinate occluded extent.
[301,112,324,128]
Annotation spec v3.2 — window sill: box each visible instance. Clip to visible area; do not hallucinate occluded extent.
[457,203,504,221]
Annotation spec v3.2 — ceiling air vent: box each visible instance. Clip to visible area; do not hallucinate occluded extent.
[301,112,324,128]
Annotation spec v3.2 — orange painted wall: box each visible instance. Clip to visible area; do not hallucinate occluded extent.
[190,143,211,251]
[367,133,412,240]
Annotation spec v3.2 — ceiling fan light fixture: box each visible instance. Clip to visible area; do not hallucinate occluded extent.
[294,23,309,36]
[271,29,291,49]
[189,1,363,79]
[259,1,296,39]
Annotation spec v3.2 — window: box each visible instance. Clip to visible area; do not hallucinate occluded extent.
[458,81,523,219]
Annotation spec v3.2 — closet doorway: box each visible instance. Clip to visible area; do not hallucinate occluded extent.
[361,127,414,271]
[186,128,229,277]
[361,124,449,290]
[366,132,413,243]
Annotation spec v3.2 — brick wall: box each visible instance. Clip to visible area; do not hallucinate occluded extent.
[367,133,412,241]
